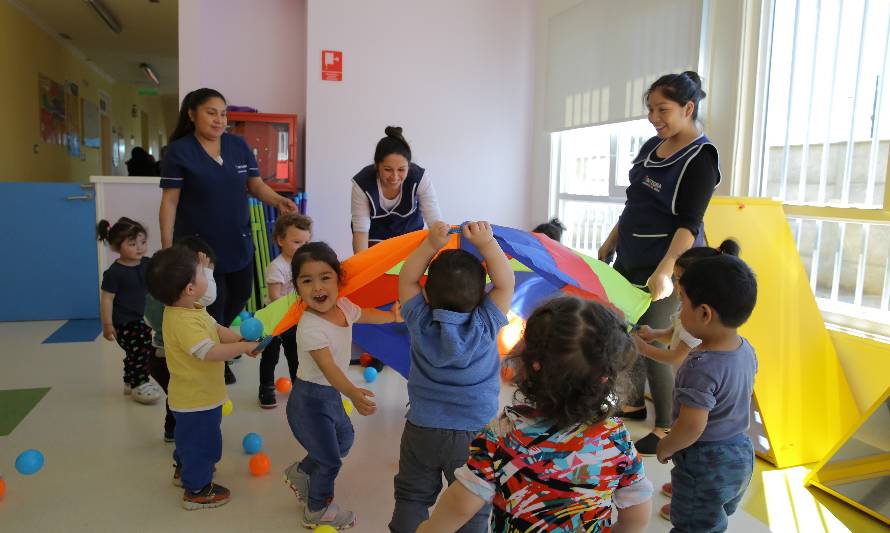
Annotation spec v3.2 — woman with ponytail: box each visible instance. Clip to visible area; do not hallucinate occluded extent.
[597,71,721,455]
[159,88,298,384]
[350,126,442,253]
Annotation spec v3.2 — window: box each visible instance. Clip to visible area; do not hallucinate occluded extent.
[551,119,652,255]
[756,0,890,334]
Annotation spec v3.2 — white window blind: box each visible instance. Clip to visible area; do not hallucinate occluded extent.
[545,0,705,132]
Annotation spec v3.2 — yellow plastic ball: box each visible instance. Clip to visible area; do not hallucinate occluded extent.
[314,526,338,533]
[342,398,353,416]
[222,399,233,417]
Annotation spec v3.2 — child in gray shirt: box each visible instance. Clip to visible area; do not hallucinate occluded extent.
[656,253,758,532]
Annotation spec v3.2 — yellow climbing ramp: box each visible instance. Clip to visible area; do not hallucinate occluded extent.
[703,197,859,468]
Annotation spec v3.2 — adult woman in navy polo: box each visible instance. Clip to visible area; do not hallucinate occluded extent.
[598,72,720,454]
[159,88,297,383]
[350,127,442,253]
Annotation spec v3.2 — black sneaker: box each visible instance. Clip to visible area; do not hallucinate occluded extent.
[224,363,236,385]
[164,430,175,443]
[634,431,665,455]
[616,406,648,420]
[259,386,277,409]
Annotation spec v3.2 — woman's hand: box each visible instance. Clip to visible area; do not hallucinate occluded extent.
[646,269,674,301]
[275,196,298,214]
[597,242,615,262]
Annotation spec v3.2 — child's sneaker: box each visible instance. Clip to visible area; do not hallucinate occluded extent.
[164,430,176,443]
[283,461,309,502]
[661,482,672,498]
[259,385,277,409]
[660,503,671,521]
[131,382,161,404]
[302,502,355,529]
[182,482,230,510]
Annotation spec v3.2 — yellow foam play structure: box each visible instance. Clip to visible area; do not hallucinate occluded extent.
[703,197,860,468]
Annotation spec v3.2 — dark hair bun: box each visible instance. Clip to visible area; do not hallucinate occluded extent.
[384,126,404,139]
[718,238,741,256]
[682,71,706,100]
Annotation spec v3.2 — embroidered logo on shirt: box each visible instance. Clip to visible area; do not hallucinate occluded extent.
[642,177,662,192]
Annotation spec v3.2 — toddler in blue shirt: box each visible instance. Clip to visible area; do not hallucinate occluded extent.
[388,221,515,533]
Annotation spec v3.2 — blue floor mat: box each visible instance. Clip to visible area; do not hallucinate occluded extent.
[42,318,103,344]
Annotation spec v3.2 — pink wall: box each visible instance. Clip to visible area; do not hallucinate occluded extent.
[178,0,307,118]
[179,0,537,257]
[305,0,537,255]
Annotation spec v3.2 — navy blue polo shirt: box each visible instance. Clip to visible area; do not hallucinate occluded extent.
[160,133,258,273]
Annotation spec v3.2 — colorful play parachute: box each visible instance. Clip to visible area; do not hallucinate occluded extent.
[254,225,650,378]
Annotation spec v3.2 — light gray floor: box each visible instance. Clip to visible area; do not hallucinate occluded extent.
[0,320,771,532]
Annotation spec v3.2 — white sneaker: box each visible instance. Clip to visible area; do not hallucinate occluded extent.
[131,382,161,404]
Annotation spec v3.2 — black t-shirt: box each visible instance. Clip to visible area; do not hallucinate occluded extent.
[101,257,150,327]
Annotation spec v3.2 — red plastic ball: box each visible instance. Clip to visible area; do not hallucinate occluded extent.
[275,377,292,393]
[249,452,270,476]
[359,353,373,367]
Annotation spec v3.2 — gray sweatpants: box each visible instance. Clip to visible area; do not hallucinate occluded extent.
[389,421,491,533]
[631,292,679,428]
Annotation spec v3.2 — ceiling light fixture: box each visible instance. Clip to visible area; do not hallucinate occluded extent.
[83,0,122,34]
[140,63,160,86]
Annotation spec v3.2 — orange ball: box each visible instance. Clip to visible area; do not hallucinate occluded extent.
[359,353,373,367]
[0,478,5,499]
[275,377,292,393]
[249,452,270,476]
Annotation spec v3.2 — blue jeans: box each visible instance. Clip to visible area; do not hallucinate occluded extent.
[172,406,222,492]
[670,433,754,533]
[286,379,355,511]
[389,422,491,533]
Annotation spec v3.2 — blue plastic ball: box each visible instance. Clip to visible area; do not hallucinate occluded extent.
[363,367,378,383]
[242,432,263,455]
[239,310,252,320]
[240,318,263,341]
[15,449,44,476]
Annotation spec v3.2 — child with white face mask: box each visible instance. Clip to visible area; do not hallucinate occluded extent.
[144,236,219,443]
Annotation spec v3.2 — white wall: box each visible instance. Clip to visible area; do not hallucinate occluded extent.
[178,0,306,116]
[305,0,537,256]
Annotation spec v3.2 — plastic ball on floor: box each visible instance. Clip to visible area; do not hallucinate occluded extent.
[0,477,5,499]
[342,398,353,416]
[314,526,338,533]
[363,366,378,383]
[238,310,252,320]
[15,449,44,476]
[248,452,270,476]
[231,316,242,327]
[359,353,373,367]
[240,318,263,341]
[242,432,263,455]
[222,399,233,416]
[275,377,292,393]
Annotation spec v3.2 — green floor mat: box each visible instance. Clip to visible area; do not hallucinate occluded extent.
[0,387,50,436]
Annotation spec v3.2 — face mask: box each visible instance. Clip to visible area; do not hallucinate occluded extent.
[196,267,217,307]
